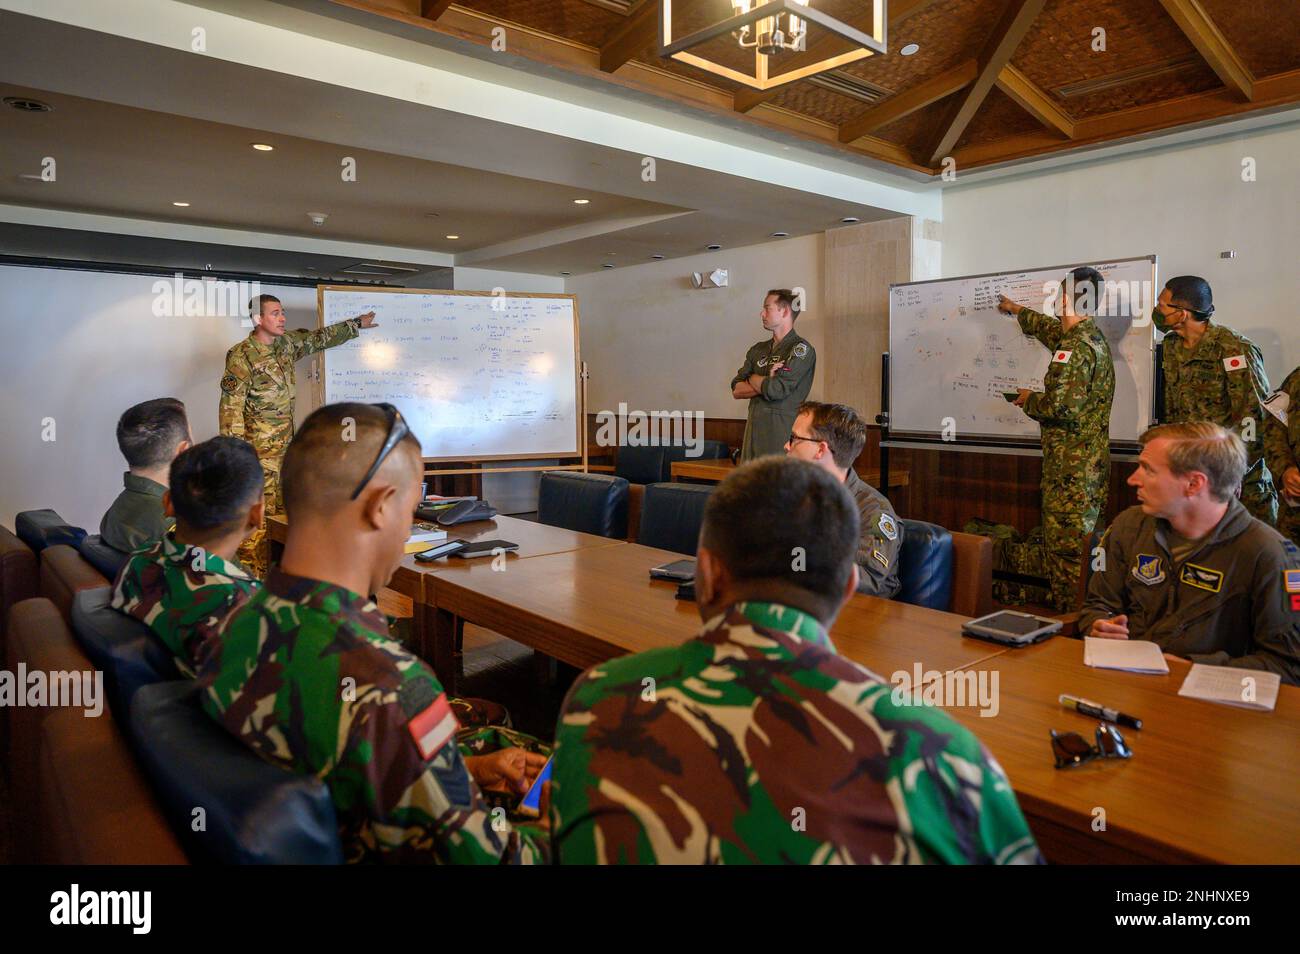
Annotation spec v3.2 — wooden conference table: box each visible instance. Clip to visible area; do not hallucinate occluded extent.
[670,458,910,491]
[266,512,1300,864]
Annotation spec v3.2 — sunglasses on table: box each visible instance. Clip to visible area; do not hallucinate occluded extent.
[1050,723,1133,769]
[350,403,411,500]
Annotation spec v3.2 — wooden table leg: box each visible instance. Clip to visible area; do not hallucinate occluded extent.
[429,605,460,696]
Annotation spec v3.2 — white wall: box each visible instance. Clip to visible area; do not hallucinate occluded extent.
[941,122,1300,385]
[0,265,319,529]
[453,268,565,295]
[568,234,825,421]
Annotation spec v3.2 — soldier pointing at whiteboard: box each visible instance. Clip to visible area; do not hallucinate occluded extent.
[731,289,817,461]
[219,294,376,575]
[998,267,1114,612]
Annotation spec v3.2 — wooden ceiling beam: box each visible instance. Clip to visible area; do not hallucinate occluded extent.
[947,68,1300,171]
[995,63,1075,138]
[924,0,1048,165]
[839,59,977,144]
[732,0,942,113]
[420,0,455,20]
[599,0,657,73]
[1156,0,1254,101]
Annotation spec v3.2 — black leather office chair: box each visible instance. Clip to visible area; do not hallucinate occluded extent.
[636,483,713,555]
[537,471,629,539]
[896,519,954,611]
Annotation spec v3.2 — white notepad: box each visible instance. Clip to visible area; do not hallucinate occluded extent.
[1177,664,1281,711]
[1083,637,1170,674]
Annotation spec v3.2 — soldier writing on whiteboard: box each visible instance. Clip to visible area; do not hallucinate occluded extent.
[731,289,817,461]
[1153,275,1277,526]
[998,267,1115,612]
[218,294,376,575]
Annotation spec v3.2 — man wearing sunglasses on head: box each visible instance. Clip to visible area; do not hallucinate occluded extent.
[1154,276,1277,526]
[199,403,549,863]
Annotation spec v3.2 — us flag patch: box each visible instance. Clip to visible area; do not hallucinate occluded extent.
[1052,350,1073,364]
[1223,355,1247,371]
[1285,569,1300,593]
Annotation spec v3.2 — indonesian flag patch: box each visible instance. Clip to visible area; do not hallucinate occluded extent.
[407,692,459,760]
[1052,350,1073,364]
[1223,355,1247,372]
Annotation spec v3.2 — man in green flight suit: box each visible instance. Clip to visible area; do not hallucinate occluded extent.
[1154,275,1276,525]
[998,266,1115,612]
[218,294,376,576]
[112,435,263,675]
[1263,364,1300,546]
[200,402,549,863]
[550,456,1042,864]
[731,288,816,461]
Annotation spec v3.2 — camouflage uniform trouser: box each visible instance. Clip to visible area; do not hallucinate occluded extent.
[1041,438,1108,613]
[453,697,551,816]
[236,452,284,579]
[1240,463,1279,526]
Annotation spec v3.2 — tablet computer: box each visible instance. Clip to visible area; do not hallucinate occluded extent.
[649,558,696,582]
[962,610,1061,645]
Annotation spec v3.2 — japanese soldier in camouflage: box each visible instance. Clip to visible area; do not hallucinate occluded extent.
[99,398,191,557]
[1081,423,1300,685]
[786,401,903,599]
[1153,276,1277,524]
[998,267,1115,611]
[550,456,1042,864]
[732,289,817,461]
[218,294,377,576]
[1263,366,1300,546]
[113,436,263,675]
[200,403,550,863]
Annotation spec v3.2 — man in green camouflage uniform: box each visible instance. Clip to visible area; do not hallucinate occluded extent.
[786,401,903,598]
[1154,276,1276,524]
[732,289,817,461]
[1081,423,1300,685]
[201,403,549,863]
[998,267,1115,612]
[218,294,376,576]
[551,457,1042,864]
[1263,365,1300,546]
[112,436,263,675]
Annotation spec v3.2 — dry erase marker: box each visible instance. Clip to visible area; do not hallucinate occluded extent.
[1060,694,1142,730]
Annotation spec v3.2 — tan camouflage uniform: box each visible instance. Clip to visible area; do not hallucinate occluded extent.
[218,319,359,574]
[1018,308,1115,611]
[1263,367,1300,546]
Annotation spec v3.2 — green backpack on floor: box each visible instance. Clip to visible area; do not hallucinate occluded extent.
[962,518,1052,606]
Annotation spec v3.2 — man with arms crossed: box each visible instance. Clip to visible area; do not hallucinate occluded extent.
[731,289,816,461]
[1081,423,1300,685]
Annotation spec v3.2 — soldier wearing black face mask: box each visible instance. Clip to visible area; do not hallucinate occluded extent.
[1154,275,1277,525]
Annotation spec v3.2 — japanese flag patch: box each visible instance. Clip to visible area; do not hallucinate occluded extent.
[1052,350,1073,364]
[1223,355,1247,372]
[407,691,459,760]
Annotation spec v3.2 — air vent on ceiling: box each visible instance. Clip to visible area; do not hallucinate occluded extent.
[804,71,892,106]
[3,96,53,112]
[1055,54,1201,99]
[338,261,423,276]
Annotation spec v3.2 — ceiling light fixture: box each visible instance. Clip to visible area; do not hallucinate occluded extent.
[3,96,52,112]
[560,271,572,276]
[900,43,920,56]
[659,0,886,91]
[574,198,590,205]
[706,244,722,251]
[173,201,190,207]
[445,234,460,240]
[771,231,789,237]
[601,263,615,268]
[651,254,665,260]
[251,143,274,151]
[840,216,860,223]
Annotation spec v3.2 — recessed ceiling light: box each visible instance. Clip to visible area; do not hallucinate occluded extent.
[706,244,722,251]
[840,216,860,224]
[651,254,665,260]
[771,231,789,237]
[901,43,920,56]
[424,212,440,218]
[560,271,571,276]
[173,201,190,207]
[445,234,459,240]
[3,96,52,112]
[601,263,615,268]
[251,143,274,152]
[573,198,590,205]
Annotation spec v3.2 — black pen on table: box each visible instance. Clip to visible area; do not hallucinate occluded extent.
[1060,694,1142,730]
